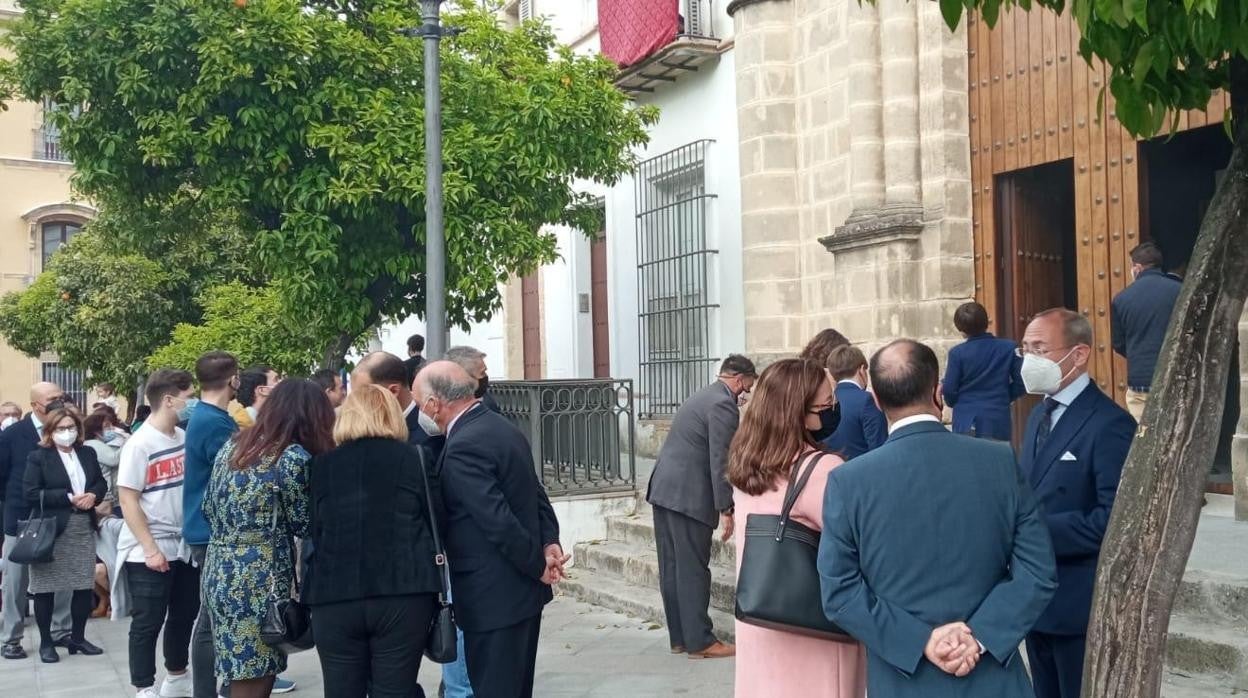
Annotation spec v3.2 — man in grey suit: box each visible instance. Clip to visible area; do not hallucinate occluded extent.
[646,354,756,659]
[818,340,1058,697]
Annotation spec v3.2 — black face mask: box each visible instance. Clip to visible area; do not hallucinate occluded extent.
[809,404,840,442]
[45,399,66,414]
[475,374,490,399]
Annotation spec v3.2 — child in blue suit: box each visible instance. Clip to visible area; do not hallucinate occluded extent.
[942,302,1025,440]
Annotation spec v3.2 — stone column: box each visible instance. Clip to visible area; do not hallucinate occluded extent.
[879,0,923,205]
[729,0,801,363]
[848,1,884,213]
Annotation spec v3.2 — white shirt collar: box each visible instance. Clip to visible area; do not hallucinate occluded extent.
[403,399,416,418]
[446,402,481,437]
[888,414,942,434]
[1051,371,1092,407]
[31,412,43,433]
[837,379,862,387]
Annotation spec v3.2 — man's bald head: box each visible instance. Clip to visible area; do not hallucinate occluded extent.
[412,360,480,433]
[30,382,65,419]
[869,340,941,413]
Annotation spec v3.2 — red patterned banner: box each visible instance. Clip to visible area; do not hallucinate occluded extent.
[598,0,679,68]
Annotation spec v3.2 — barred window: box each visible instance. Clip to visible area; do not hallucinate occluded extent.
[635,140,718,417]
[41,362,89,410]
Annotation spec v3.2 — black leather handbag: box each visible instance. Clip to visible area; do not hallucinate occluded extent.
[735,451,855,642]
[10,498,57,565]
[416,447,458,664]
[259,481,314,654]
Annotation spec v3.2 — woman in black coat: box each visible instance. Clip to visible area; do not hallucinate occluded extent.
[23,407,108,662]
[305,384,443,698]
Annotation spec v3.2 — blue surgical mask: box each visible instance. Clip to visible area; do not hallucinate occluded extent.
[101,429,120,444]
[178,397,200,422]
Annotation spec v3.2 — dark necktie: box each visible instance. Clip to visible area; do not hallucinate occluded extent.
[1034,397,1061,456]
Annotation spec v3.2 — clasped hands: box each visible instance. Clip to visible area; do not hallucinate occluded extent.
[69,492,97,511]
[539,544,572,586]
[924,622,982,677]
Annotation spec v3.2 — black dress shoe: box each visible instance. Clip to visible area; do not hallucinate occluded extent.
[64,638,103,656]
[38,645,59,664]
[1,643,26,660]
[53,635,72,648]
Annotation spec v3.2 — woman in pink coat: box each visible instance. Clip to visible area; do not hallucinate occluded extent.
[727,358,866,698]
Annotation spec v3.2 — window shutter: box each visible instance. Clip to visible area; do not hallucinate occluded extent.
[519,0,532,21]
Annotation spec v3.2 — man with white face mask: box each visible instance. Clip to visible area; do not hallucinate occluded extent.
[1016,308,1135,698]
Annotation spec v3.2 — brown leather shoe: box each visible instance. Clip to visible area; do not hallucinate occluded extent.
[688,641,735,659]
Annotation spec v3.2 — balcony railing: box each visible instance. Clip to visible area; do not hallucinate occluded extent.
[35,129,69,162]
[493,379,637,497]
[608,0,721,96]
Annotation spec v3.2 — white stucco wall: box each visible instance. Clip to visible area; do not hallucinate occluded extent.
[373,306,508,377]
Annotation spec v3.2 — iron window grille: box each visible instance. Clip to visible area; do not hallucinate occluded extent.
[635,139,719,418]
[41,362,88,409]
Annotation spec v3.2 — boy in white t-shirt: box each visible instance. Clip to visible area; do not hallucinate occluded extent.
[117,369,199,698]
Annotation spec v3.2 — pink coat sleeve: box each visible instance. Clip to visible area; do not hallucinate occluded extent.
[789,454,843,531]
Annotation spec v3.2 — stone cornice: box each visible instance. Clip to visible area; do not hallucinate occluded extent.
[727,0,788,18]
[820,204,925,253]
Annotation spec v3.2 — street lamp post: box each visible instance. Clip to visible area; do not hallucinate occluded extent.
[421,0,448,358]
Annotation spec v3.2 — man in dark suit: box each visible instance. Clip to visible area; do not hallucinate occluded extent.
[646,354,756,659]
[943,301,1026,440]
[445,345,500,413]
[404,333,427,386]
[1111,242,1181,421]
[414,361,565,698]
[1018,308,1135,698]
[818,340,1057,697]
[350,351,445,455]
[822,344,886,459]
[0,382,73,659]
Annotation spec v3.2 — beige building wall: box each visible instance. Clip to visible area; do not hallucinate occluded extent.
[729,0,973,363]
[0,2,96,407]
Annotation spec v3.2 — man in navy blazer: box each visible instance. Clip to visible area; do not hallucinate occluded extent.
[818,340,1057,697]
[943,301,1026,440]
[822,344,886,459]
[415,361,565,698]
[1018,308,1135,698]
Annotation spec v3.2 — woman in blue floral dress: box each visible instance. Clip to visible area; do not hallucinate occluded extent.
[202,379,336,698]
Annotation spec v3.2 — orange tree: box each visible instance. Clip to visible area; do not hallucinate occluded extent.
[1,0,653,367]
[935,0,1248,695]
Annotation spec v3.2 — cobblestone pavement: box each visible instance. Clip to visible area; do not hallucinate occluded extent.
[0,594,735,697]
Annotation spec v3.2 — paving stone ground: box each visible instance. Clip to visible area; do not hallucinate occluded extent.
[0,594,735,698]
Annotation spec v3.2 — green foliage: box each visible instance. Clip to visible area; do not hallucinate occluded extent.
[936,0,1246,136]
[146,281,323,377]
[0,201,291,389]
[2,0,654,354]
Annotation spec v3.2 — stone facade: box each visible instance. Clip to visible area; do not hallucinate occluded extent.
[729,0,974,361]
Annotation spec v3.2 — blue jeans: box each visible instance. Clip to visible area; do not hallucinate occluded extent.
[441,583,472,698]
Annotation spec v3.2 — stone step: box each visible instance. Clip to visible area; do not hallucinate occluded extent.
[605,513,737,568]
[574,540,738,616]
[1174,569,1248,628]
[1165,613,1248,690]
[1161,671,1245,697]
[557,566,735,644]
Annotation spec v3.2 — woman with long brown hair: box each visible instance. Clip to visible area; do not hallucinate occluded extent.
[726,358,865,698]
[202,379,335,698]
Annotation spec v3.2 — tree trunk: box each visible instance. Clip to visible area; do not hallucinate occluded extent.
[321,332,356,371]
[1082,64,1248,697]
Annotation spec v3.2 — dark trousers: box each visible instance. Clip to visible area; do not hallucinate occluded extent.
[1026,631,1087,698]
[126,560,201,689]
[651,505,715,652]
[462,614,542,698]
[189,545,219,698]
[311,594,436,698]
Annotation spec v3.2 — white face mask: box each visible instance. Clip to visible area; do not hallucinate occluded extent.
[0,417,16,430]
[53,429,78,447]
[418,405,443,436]
[1020,348,1077,395]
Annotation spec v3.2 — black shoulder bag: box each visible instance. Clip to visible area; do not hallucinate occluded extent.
[260,474,315,654]
[734,451,855,642]
[416,446,457,664]
[10,495,57,565]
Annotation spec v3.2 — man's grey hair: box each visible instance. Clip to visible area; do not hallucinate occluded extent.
[419,369,477,403]
[445,345,486,370]
[1035,307,1094,347]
